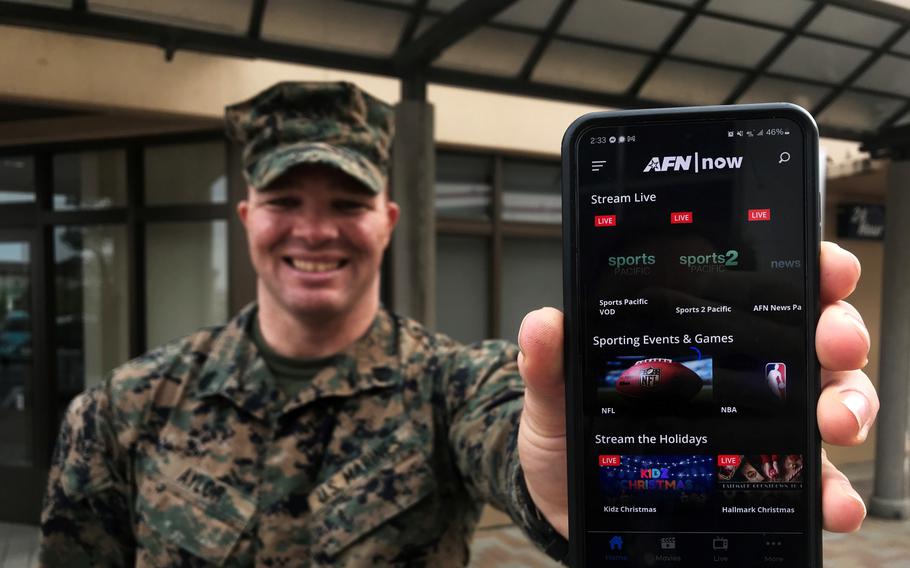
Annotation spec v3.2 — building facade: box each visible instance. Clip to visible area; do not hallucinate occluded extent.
[0,24,886,524]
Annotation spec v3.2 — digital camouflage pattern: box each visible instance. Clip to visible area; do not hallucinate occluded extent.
[224,81,394,193]
[39,304,563,567]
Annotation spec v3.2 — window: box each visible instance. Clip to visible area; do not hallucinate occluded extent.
[53,149,127,210]
[0,132,230,493]
[145,221,228,346]
[435,149,561,343]
[144,140,228,205]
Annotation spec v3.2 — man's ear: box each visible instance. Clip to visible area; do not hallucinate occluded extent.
[237,190,252,227]
[386,199,400,231]
[383,184,400,230]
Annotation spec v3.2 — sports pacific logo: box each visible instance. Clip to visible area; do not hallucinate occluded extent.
[643,154,744,173]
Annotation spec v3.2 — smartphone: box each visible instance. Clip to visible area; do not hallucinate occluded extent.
[561,104,820,567]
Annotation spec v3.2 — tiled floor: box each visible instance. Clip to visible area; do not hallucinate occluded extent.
[823,516,910,568]
[0,523,37,568]
[3,462,907,567]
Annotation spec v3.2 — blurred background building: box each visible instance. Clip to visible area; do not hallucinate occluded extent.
[0,0,907,565]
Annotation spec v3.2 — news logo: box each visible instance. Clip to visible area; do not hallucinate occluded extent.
[765,363,787,401]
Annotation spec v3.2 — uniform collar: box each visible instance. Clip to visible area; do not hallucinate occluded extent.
[195,303,401,420]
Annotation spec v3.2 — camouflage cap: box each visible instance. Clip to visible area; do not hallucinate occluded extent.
[225,81,394,194]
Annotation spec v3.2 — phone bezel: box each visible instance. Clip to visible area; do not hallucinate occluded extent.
[560,103,821,567]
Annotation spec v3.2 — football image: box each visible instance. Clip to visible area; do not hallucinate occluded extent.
[616,358,703,402]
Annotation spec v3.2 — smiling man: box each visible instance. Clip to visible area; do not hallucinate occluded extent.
[239,164,399,358]
[39,82,877,566]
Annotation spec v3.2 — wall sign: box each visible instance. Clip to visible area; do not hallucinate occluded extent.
[837,204,884,240]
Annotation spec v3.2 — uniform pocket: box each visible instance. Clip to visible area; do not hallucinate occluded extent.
[135,468,255,565]
[308,428,437,557]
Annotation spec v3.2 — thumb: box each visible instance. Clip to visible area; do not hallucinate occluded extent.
[517,307,566,436]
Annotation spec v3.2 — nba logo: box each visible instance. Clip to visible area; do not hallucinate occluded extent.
[766,363,787,401]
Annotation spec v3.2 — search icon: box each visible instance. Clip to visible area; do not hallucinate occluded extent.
[778,151,791,164]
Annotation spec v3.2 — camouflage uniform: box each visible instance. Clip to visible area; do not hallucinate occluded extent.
[39,82,568,566]
[40,306,566,566]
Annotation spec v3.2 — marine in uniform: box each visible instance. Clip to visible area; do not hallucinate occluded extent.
[39,81,878,566]
[39,82,561,567]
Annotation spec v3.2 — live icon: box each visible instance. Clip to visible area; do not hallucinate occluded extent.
[594,215,617,228]
[599,455,621,467]
[671,211,693,224]
[748,208,771,221]
[717,455,742,467]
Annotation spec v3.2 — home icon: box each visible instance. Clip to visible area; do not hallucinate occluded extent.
[610,535,623,551]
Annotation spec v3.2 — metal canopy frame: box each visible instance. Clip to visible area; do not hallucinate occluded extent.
[2,0,910,142]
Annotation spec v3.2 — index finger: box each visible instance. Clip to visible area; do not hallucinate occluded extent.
[821,241,861,304]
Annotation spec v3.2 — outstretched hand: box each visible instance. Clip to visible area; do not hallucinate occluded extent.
[516,241,877,538]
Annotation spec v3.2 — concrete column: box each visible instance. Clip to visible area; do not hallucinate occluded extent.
[390,84,436,328]
[869,159,910,519]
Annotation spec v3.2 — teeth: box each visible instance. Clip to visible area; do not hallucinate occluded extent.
[290,259,340,272]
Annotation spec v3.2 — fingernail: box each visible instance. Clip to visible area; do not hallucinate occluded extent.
[841,481,867,518]
[517,313,530,354]
[841,390,872,440]
[843,310,871,349]
[843,308,865,326]
[837,244,861,274]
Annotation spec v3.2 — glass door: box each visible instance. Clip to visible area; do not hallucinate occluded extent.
[0,136,230,524]
[0,230,45,522]
[0,236,32,466]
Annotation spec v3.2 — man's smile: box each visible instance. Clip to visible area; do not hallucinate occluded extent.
[283,257,348,273]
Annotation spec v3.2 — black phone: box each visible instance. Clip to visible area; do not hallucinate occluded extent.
[561,104,820,567]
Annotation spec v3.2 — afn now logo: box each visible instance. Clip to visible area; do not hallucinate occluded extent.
[643,153,744,173]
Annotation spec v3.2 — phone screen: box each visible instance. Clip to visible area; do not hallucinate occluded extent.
[567,111,818,567]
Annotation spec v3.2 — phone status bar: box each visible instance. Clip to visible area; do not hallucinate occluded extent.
[728,128,791,139]
[594,134,636,145]
[590,125,792,146]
